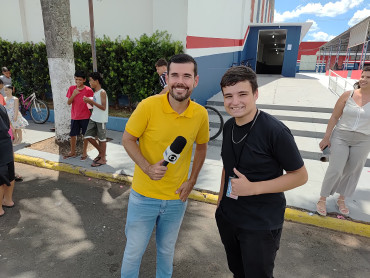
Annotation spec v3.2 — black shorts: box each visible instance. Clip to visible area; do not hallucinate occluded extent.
[70,119,90,136]
[0,161,15,186]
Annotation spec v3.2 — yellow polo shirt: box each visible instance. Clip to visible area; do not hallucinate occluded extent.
[125,92,209,200]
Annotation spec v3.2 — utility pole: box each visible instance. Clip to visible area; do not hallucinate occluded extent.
[88,0,98,72]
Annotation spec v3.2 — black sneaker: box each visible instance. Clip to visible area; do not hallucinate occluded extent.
[15,174,23,182]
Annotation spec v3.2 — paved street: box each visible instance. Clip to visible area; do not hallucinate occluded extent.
[1,163,370,278]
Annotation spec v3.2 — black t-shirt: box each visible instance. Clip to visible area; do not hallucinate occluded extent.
[219,110,304,230]
[0,105,13,165]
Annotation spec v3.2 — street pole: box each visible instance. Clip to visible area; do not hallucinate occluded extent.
[88,0,97,72]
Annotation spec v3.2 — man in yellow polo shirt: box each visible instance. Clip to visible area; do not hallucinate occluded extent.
[121,54,209,278]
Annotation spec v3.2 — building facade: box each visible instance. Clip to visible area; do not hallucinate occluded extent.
[1,0,311,103]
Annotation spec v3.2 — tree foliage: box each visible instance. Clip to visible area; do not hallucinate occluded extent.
[0,31,183,107]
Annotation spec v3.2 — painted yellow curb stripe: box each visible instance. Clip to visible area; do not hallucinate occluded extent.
[15,154,370,238]
[285,208,370,238]
[14,154,132,184]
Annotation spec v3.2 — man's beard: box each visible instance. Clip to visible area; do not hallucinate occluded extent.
[169,86,192,102]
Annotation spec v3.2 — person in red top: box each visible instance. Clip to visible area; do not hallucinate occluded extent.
[63,71,94,159]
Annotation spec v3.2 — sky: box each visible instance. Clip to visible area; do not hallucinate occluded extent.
[274,0,370,42]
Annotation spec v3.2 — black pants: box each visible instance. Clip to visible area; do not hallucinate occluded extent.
[216,208,282,278]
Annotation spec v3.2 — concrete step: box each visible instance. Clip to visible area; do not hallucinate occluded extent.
[205,103,370,167]
[209,135,370,166]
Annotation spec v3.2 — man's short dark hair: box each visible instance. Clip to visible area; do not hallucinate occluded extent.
[2,67,9,73]
[220,66,258,93]
[0,79,3,85]
[155,58,167,68]
[89,72,103,85]
[4,85,13,90]
[168,54,198,76]
[74,70,86,79]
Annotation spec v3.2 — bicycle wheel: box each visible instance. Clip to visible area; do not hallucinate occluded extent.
[204,105,224,141]
[30,99,50,124]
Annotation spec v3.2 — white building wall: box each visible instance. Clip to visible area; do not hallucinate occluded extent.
[187,0,248,39]
[0,0,187,44]
[0,0,273,57]
[22,0,44,42]
[187,0,252,57]
[153,0,187,48]
[0,0,24,42]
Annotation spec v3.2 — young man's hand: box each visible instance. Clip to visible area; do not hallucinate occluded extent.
[231,168,258,196]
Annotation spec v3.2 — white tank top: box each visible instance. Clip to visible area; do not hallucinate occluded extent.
[336,91,370,135]
[91,89,109,123]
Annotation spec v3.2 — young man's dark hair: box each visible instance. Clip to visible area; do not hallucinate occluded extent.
[74,70,86,79]
[0,79,3,85]
[168,54,198,76]
[220,66,258,93]
[89,72,103,85]
[155,58,167,68]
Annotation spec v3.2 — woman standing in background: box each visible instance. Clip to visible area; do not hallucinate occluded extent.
[316,66,370,216]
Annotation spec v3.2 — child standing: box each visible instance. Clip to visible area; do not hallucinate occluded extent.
[4,85,28,144]
[64,71,94,159]
[83,72,109,167]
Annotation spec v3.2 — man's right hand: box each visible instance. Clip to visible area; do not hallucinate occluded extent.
[145,160,167,180]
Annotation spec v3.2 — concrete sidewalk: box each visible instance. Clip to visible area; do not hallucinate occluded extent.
[14,73,370,236]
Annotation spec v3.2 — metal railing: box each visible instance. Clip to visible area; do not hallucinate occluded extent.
[328,70,355,97]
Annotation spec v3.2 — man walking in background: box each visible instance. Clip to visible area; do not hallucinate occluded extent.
[155,58,168,95]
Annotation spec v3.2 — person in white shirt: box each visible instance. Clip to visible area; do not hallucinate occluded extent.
[83,72,109,167]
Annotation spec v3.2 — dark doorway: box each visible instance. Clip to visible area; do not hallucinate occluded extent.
[256,29,287,74]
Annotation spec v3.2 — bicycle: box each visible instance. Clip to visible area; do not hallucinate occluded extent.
[192,98,224,141]
[17,92,50,124]
[204,105,224,141]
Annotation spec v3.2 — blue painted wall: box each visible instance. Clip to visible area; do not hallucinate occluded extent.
[282,26,301,77]
[193,52,240,105]
[243,29,259,70]
[25,109,128,132]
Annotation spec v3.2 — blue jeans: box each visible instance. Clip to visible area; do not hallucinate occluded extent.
[121,189,187,278]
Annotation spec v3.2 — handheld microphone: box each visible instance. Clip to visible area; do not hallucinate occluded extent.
[162,136,187,166]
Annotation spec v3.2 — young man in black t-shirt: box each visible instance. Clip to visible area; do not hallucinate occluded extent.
[216,66,308,278]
